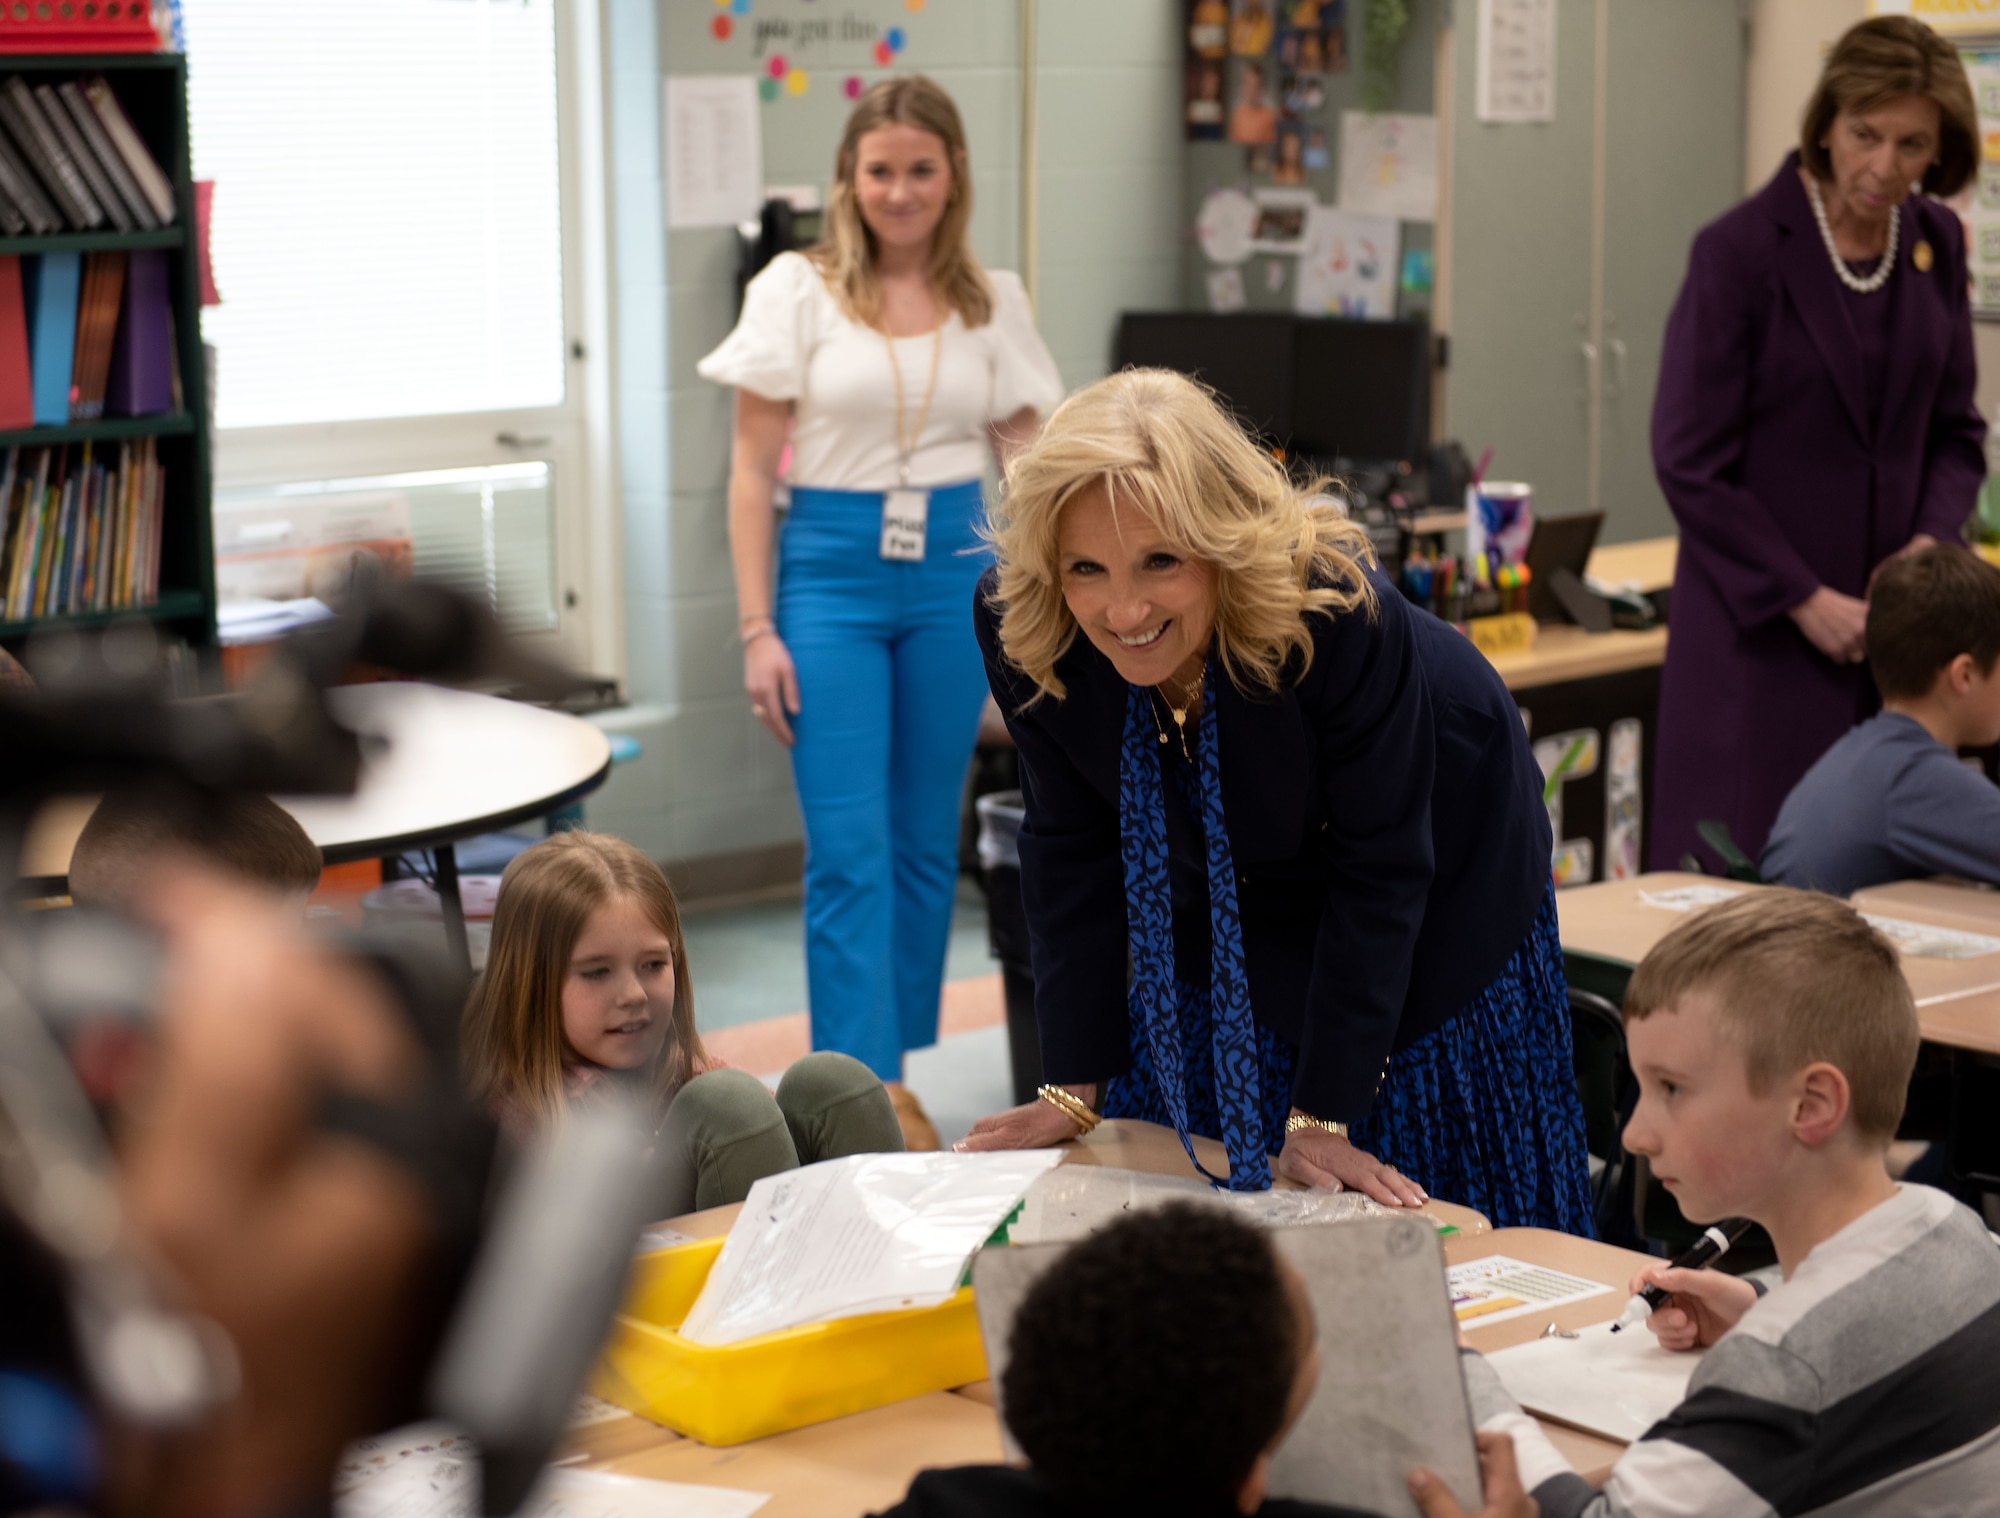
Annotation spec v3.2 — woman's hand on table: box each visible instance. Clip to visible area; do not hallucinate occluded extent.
[1277,1123,1428,1207]
[1788,586,1868,664]
[1408,1430,1537,1518]
[954,1084,1099,1152]
[1631,1264,1758,1351]
[743,631,801,746]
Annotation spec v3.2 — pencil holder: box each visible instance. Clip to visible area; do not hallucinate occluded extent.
[0,0,161,54]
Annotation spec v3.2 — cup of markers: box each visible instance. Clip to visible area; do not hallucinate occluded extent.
[1400,550,1532,625]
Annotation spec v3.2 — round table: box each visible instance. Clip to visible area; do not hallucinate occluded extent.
[24,682,613,972]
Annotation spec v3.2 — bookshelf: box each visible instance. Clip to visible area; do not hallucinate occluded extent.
[0,51,212,656]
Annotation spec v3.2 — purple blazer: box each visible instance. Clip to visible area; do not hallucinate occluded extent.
[1649,153,1985,868]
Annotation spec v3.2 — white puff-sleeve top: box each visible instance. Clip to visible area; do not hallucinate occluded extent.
[697,251,1065,491]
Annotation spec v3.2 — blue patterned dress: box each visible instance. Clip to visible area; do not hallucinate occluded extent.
[1101,683,1595,1232]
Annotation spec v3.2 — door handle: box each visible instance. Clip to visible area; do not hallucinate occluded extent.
[496,430,552,449]
[1577,340,1599,402]
[1604,337,1629,400]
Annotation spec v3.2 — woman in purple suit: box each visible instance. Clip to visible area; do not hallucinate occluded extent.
[1650,16,1985,870]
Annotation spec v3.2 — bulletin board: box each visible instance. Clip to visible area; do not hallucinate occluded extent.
[1957,43,2000,317]
[1183,0,1438,320]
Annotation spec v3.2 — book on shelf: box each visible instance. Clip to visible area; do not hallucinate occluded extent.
[37,82,129,233]
[0,77,102,231]
[106,247,169,417]
[57,82,157,232]
[0,436,165,621]
[23,250,77,427]
[0,124,58,236]
[70,249,127,420]
[81,75,174,227]
[0,255,30,431]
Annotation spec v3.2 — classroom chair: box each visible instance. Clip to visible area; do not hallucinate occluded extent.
[1567,988,1638,1245]
[1678,819,1762,883]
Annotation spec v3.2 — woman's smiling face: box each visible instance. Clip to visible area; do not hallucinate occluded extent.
[1056,480,1216,690]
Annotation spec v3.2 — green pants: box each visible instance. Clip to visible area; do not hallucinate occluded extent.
[655,1051,905,1217]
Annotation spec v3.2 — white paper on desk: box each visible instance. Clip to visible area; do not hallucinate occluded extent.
[340,1456,769,1518]
[1639,884,1742,913]
[1486,1320,1700,1443]
[665,75,762,229]
[1860,912,2000,960]
[678,1151,1062,1346]
[1448,1254,1614,1328]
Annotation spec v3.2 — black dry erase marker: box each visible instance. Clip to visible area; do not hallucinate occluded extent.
[1609,1217,1755,1332]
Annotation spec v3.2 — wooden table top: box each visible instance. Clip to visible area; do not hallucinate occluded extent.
[1558,872,2000,1054]
[560,1121,1501,1513]
[1443,1227,1661,1484]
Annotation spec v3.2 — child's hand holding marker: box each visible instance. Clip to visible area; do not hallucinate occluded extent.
[1627,1264,1761,1352]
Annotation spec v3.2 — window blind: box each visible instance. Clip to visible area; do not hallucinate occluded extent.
[182,0,567,431]
[213,462,558,633]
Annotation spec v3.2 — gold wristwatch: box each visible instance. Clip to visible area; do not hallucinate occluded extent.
[1285,1112,1350,1140]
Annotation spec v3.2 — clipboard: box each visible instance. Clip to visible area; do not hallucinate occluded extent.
[971,1217,1481,1518]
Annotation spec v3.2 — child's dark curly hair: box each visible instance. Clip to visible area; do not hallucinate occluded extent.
[1000,1203,1306,1513]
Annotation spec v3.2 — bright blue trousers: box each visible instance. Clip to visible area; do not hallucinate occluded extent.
[776,480,990,1080]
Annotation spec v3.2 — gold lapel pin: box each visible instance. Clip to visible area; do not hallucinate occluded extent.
[1914,239,1934,273]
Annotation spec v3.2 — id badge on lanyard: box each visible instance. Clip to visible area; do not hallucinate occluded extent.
[880,484,928,561]
[880,324,942,563]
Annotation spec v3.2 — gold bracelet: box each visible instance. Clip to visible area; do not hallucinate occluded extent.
[1037,1084,1101,1135]
[1285,1112,1350,1140]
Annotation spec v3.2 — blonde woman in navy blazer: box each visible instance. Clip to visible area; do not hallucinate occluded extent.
[957,370,1592,1232]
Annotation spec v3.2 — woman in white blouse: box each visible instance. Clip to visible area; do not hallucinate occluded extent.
[699,76,1063,1148]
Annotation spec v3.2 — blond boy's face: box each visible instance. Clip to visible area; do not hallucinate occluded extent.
[1621,991,1796,1225]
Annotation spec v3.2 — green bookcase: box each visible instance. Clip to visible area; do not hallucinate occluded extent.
[0,51,212,652]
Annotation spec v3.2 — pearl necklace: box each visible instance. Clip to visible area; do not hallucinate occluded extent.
[1805,174,1898,295]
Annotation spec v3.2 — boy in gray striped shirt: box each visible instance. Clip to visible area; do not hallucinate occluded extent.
[1410,890,2000,1518]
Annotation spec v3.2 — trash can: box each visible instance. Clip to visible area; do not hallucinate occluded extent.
[975,790,1042,1106]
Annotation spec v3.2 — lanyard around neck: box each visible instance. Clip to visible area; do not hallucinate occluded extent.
[882,321,943,488]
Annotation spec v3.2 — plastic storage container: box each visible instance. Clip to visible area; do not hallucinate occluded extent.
[0,1,162,53]
[590,1233,989,1446]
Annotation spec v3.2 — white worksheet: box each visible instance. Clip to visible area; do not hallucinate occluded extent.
[1486,1320,1701,1442]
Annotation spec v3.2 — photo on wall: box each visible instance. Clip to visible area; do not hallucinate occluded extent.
[1186,58,1227,140]
[1282,68,1325,113]
[1273,120,1308,184]
[1282,0,1344,25]
[1231,0,1277,56]
[1190,0,1229,58]
[1229,59,1279,144]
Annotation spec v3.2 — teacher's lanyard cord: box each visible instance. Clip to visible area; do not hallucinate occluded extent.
[882,322,943,489]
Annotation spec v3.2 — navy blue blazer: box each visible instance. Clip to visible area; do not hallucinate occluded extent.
[975,566,1552,1123]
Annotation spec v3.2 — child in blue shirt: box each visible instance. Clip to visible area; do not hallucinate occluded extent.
[1762,545,2000,895]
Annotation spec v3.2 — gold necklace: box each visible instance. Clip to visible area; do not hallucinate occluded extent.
[1148,661,1206,763]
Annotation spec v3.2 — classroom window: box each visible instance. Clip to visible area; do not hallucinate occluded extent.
[182,0,567,430]
[213,463,559,636]
[181,0,605,671]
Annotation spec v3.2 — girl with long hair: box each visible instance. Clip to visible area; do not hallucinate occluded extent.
[462,831,901,1213]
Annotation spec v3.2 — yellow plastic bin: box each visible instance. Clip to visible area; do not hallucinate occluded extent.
[589,1234,989,1446]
